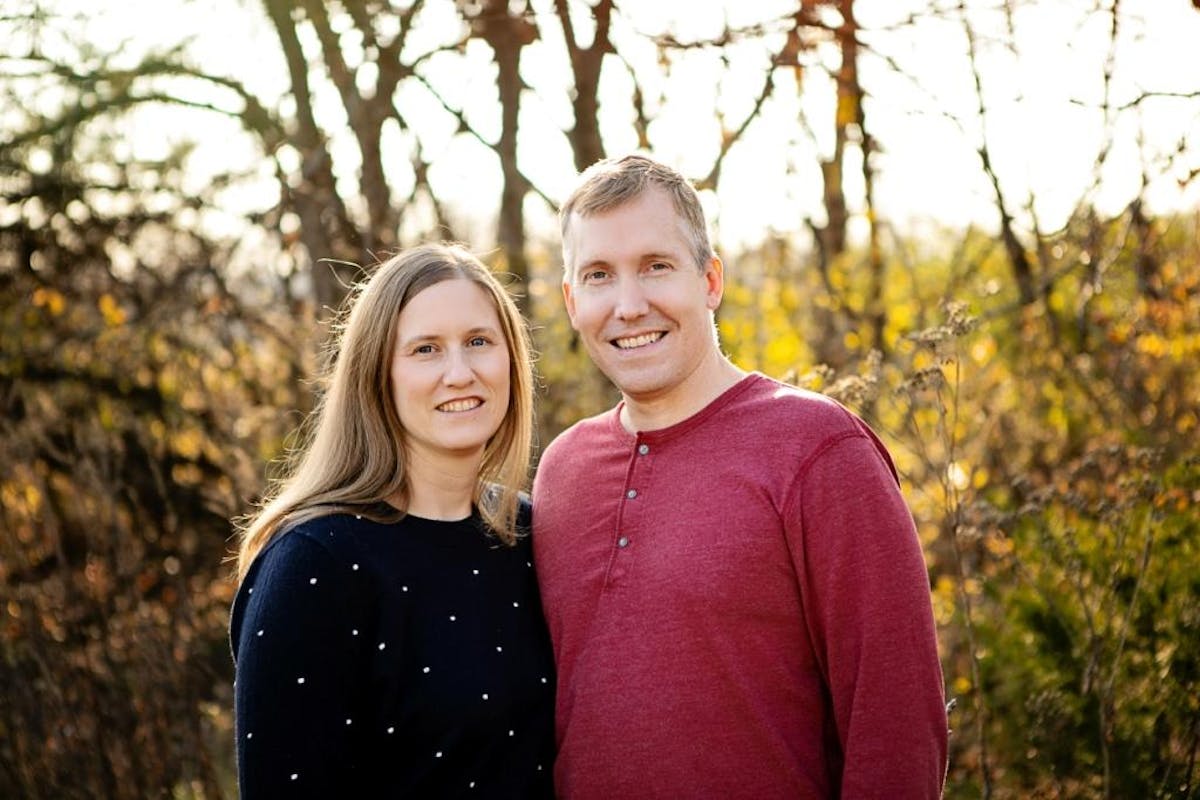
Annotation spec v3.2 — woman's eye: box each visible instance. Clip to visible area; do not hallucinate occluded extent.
[413,344,436,355]
[468,336,490,347]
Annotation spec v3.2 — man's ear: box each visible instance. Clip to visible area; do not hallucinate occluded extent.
[704,255,725,311]
[562,279,579,330]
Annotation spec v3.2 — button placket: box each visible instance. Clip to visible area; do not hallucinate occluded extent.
[607,437,653,586]
[614,441,652,554]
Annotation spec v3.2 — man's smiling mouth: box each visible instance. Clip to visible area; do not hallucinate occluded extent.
[612,332,665,350]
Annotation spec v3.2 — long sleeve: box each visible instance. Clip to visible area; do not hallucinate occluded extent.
[785,430,948,799]
[231,529,372,799]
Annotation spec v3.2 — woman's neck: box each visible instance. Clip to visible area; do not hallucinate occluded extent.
[395,446,481,520]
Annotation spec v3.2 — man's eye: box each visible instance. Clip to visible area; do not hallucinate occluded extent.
[649,262,671,271]
[582,269,608,282]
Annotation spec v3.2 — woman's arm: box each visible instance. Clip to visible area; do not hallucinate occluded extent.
[231,527,371,798]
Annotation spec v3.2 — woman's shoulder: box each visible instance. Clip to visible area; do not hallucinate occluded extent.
[248,512,379,580]
[518,491,532,531]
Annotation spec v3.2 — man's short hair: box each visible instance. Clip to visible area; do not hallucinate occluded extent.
[560,154,714,278]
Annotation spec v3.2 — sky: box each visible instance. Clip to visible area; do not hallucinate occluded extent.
[18,0,1200,257]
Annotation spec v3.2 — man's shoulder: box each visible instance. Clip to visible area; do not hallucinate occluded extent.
[542,406,618,458]
[735,373,863,438]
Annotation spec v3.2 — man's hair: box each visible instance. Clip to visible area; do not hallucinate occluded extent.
[559,154,714,278]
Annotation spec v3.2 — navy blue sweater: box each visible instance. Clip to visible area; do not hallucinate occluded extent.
[230,504,556,798]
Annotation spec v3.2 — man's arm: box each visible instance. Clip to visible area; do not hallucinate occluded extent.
[785,430,948,798]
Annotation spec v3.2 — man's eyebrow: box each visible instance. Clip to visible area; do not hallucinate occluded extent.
[577,251,682,269]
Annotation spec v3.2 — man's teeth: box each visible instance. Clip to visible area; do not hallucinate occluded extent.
[614,332,663,349]
[438,398,482,412]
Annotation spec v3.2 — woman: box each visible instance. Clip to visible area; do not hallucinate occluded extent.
[230,244,555,798]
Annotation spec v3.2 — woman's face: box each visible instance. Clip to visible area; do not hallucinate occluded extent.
[390,278,511,466]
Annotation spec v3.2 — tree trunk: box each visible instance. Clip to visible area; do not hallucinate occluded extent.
[554,0,613,171]
[472,0,538,303]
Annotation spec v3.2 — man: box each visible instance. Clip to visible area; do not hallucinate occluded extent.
[532,154,948,799]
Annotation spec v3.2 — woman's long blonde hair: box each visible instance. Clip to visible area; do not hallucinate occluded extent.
[235,243,533,582]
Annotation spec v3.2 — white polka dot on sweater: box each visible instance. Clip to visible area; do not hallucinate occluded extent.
[378,642,386,650]
[309,577,317,585]
[290,773,299,780]
[297,677,305,684]
[435,751,443,758]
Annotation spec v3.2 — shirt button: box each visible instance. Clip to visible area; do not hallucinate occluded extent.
[626,489,638,499]
[637,444,650,455]
[617,537,630,548]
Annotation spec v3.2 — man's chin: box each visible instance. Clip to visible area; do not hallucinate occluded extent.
[605,369,670,400]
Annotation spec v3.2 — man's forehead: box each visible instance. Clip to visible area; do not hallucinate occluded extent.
[567,209,690,260]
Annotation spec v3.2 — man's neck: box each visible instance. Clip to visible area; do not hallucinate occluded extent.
[619,355,746,433]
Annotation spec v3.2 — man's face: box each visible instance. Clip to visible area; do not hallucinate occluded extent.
[562,187,723,406]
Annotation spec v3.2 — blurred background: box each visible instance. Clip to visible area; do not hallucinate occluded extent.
[1,0,1198,797]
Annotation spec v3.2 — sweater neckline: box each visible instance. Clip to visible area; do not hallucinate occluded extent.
[606,372,766,444]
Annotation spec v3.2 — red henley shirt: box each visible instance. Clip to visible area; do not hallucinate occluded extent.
[533,373,947,799]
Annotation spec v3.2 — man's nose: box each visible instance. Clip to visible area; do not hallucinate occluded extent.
[613,277,650,320]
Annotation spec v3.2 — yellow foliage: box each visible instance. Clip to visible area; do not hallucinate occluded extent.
[763,335,800,373]
[170,429,203,460]
[32,287,66,316]
[984,533,1013,557]
[973,467,990,489]
[2,478,43,517]
[98,293,126,327]
[98,397,116,430]
[1136,332,1168,358]
[970,336,996,365]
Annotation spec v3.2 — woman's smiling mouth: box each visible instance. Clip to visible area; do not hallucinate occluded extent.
[436,398,483,412]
